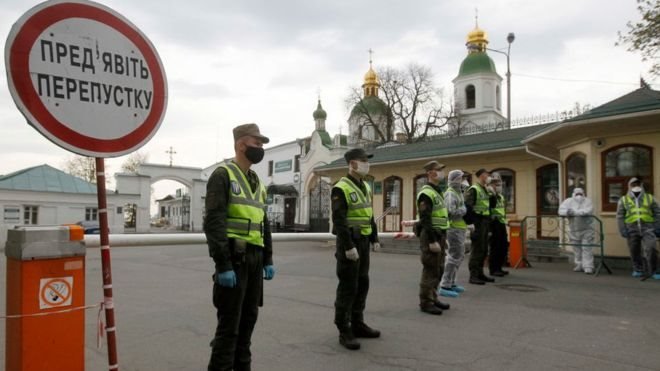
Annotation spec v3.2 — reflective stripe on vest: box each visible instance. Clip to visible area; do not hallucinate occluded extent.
[335,177,373,235]
[446,187,467,229]
[623,193,655,224]
[469,183,490,216]
[491,194,507,224]
[417,184,449,231]
[222,162,267,246]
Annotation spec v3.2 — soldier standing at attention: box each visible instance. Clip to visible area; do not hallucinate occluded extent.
[331,148,382,350]
[464,168,496,285]
[487,172,510,277]
[416,161,452,314]
[204,123,275,371]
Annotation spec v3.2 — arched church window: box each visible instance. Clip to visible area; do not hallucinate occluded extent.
[465,85,475,109]
[565,152,586,197]
[602,144,653,211]
[496,85,501,110]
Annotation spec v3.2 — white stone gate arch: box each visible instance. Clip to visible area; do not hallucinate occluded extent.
[115,163,206,233]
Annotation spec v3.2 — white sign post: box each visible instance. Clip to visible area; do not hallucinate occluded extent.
[5,2,168,370]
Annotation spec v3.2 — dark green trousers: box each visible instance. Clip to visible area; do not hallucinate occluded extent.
[468,217,490,277]
[334,236,370,330]
[208,245,263,371]
[419,231,446,307]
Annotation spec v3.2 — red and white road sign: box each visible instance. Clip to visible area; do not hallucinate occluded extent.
[5,0,168,157]
[39,277,73,309]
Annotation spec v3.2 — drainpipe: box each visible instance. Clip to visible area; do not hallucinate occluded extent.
[525,144,563,200]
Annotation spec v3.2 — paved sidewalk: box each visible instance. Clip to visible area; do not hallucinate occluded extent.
[1,241,659,370]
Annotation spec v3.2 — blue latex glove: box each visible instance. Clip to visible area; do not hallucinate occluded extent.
[264,265,275,280]
[216,270,237,288]
[621,230,629,238]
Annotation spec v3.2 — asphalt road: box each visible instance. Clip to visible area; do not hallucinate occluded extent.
[1,241,659,370]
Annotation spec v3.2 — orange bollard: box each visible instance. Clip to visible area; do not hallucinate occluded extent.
[508,221,526,268]
[5,225,86,371]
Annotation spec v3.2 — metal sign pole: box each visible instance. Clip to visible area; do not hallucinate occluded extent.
[95,158,119,371]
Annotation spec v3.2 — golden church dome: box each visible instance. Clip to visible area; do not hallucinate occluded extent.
[466,26,489,53]
[364,66,379,85]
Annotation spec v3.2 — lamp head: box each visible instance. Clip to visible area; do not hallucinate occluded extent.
[507,32,515,44]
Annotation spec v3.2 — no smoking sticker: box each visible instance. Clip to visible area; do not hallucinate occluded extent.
[39,277,73,309]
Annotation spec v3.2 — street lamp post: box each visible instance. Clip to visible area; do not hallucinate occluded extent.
[488,32,515,127]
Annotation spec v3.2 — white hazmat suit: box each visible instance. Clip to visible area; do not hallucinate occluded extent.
[558,188,595,273]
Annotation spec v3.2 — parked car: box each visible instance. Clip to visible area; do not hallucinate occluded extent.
[76,221,100,234]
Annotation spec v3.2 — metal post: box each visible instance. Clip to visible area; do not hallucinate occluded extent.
[506,32,515,128]
[488,33,515,128]
[95,158,119,371]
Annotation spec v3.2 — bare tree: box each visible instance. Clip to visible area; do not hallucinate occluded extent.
[121,151,149,174]
[346,63,453,144]
[62,155,96,183]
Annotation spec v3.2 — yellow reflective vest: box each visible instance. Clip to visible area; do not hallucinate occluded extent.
[491,194,507,224]
[334,177,373,236]
[469,183,490,216]
[221,162,267,246]
[622,193,655,224]
[417,184,449,231]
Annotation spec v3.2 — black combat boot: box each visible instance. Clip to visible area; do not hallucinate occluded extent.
[434,301,450,310]
[352,322,381,338]
[339,329,360,350]
[479,274,495,282]
[469,275,485,285]
[420,303,443,315]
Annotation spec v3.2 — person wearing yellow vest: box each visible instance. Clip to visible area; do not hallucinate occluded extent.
[331,148,381,350]
[487,172,511,277]
[438,169,469,298]
[464,168,497,285]
[204,123,275,371]
[616,177,660,280]
[415,160,452,314]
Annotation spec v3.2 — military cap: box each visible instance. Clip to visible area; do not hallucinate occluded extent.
[475,168,489,177]
[344,148,373,163]
[233,123,270,143]
[423,160,446,172]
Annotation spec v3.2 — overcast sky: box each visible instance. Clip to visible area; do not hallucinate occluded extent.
[0,0,655,198]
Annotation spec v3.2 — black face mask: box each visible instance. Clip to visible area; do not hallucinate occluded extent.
[245,146,264,164]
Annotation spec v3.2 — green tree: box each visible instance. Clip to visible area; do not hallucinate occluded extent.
[617,0,660,77]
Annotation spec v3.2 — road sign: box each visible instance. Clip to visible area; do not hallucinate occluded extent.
[39,277,73,309]
[5,0,168,157]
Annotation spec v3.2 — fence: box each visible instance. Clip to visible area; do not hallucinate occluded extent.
[520,215,612,276]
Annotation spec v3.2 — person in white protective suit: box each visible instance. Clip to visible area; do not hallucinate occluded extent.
[558,188,595,274]
[438,170,469,297]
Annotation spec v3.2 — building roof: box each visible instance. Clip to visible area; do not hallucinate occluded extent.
[457,52,497,77]
[524,86,660,143]
[316,130,333,148]
[0,164,97,193]
[350,95,391,118]
[317,123,554,170]
[564,87,660,122]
